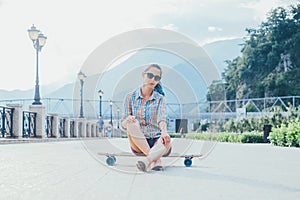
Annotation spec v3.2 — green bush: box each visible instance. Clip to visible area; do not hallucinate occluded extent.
[169,133,183,138]
[228,133,241,143]
[218,132,231,142]
[240,133,264,143]
[186,133,219,141]
[269,125,287,146]
[296,133,300,147]
[186,132,262,143]
[285,119,300,147]
[269,119,300,147]
[222,106,300,134]
[285,125,297,147]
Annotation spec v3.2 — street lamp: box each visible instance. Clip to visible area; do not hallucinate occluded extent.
[98,89,104,117]
[110,100,113,125]
[78,71,86,118]
[117,108,120,129]
[27,24,47,105]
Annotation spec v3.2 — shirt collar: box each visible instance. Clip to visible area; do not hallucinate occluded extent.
[135,87,158,100]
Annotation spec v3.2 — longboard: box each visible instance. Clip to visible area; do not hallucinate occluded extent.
[98,152,202,167]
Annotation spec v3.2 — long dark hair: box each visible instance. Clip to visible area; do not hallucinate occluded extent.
[144,64,165,96]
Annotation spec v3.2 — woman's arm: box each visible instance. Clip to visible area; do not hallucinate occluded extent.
[159,120,170,146]
[157,97,170,146]
[121,94,133,129]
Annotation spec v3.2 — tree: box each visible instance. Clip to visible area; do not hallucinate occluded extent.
[213,5,300,101]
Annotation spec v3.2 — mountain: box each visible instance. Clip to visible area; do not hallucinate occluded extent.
[203,38,244,74]
[91,38,244,102]
[0,89,33,100]
[1,39,243,117]
[44,83,75,99]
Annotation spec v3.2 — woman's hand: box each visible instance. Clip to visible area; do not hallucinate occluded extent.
[160,132,171,147]
[126,115,136,123]
[121,115,136,129]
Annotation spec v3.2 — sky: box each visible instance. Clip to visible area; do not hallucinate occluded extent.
[0,0,299,91]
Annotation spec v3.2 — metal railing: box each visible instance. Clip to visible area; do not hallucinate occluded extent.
[22,111,37,138]
[208,96,300,113]
[1,96,299,120]
[0,106,14,138]
[46,115,54,137]
[59,118,66,137]
[70,120,75,137]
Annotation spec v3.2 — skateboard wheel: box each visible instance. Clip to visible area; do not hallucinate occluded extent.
[106,156,116,166]
[184,158,192,167]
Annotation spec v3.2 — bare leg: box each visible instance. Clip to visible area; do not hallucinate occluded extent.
[126,121,171,171]
[147,137,171,163]
[127,121,150,155]
[137,139,171,171]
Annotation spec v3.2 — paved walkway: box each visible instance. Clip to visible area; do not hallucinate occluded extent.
[0,138,299,200]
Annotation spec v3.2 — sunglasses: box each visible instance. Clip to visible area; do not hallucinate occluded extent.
[144,72,161,81]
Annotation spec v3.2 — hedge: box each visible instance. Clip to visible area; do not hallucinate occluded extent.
[185,132,264,144]
[269,119,300,147]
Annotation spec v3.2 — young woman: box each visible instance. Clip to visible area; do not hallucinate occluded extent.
[121,64,171,171]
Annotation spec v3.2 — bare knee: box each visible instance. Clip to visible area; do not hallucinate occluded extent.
[127,121,140,132]
[163,146,172,157]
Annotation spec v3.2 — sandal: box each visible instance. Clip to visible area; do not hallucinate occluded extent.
[151,165,164,171]
[150,159,163,171]
[136,161,147,172]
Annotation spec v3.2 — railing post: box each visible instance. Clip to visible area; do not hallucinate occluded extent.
[76,118,86,138]
[292,96,295,109]
[1,107,4,137]
[95,120,99,137]
[46,115,53,138]
[81,119,87,138]
[86,122,91,137]
[29,105,46,138]
[96,122,100,137]
[74,120,78,137]
[91,123,95,137]
[7,104,21,138]
[7,104,23,138]
[50,113,59,138]
[93,121,97,137]
[64,117,70,138]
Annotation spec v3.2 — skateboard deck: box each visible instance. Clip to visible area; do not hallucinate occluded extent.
[98,152,202,167]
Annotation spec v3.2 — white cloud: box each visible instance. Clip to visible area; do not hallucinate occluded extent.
[162,23,179,31]
[208,26,223,32]
[239,0,300,21]
[200,36,242,46]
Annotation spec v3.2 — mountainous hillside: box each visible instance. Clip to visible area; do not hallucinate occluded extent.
[1,38,242,116]
[203,38,243,73]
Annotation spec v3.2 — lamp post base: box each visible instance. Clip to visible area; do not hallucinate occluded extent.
[32,101,42,105]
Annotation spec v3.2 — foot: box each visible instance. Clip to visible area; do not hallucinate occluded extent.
[136,161,147,172]
[151,159,163,171]
[151,165,164,171]
[136,158,156,172]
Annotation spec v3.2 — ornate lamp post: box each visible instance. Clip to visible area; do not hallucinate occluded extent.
[110,100,113,125]
[117,108,120,129]
[98,89,104,117]
[78,71,87,118]
[27,24,47,105]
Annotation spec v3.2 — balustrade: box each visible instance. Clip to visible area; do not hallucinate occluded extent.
[22,111,37,138]
[0,106,14,138]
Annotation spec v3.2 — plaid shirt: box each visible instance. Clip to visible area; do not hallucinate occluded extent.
[123,87,166,139]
